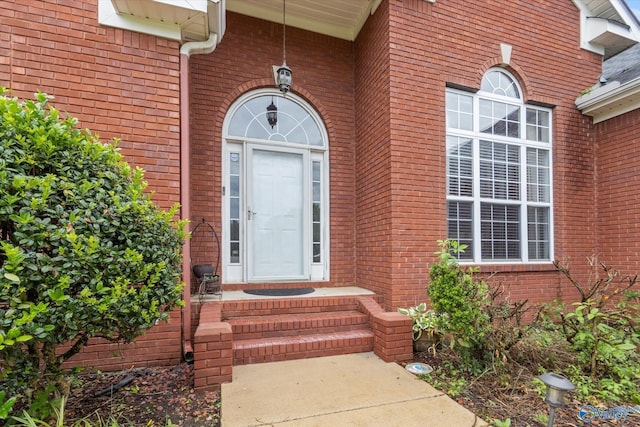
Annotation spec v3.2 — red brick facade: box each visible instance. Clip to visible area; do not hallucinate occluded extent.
[595,109,640,271]
[1,0,183,368]
[2,0,639,374]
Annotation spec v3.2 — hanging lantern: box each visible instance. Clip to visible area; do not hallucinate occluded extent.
[266,98,277,128]
[276,62,292,94]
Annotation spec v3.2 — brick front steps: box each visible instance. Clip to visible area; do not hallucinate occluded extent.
[193,293,413,390]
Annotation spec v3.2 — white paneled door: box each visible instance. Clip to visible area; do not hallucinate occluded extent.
[248,147,307,281]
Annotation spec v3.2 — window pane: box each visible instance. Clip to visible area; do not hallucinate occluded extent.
[526,108,550,143]
[230,176,239,197]
[312,160,322,263]
[230,198,239,218]
[446,92,473,131]
[230,219,239,241]
[479,141,520,200]
[480,203,520,261]
[481,70,520,98]
[230,242,240,264]
[229,152,241,264]
[230,153,240,174]
[479,100,520,137]
[526,148,550,202]
[528,207,549,260]
[447,201,473,260]
[447,136,473,196]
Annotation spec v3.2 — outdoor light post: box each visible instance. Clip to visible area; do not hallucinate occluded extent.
[538,372,575,427]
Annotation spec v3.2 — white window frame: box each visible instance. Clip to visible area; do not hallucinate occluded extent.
[221,89,330,282]
[446,69,554,264]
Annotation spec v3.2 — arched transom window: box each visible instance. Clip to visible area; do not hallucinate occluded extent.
[446,68,553,263]
[228,93,325,146]
[223,90,329,283]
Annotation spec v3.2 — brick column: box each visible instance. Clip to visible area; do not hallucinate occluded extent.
[357,296,413,362]
[193,303,233,390]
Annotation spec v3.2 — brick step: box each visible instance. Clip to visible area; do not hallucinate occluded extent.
[233,329,375,365]
[221,295,363,318]
[227,310,369,339]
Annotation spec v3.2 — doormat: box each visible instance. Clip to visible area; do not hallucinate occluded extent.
[243,287,315,297]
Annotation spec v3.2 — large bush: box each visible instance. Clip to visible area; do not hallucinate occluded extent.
[0,90,185,415]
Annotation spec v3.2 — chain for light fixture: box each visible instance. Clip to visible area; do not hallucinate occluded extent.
[275,0,292,94]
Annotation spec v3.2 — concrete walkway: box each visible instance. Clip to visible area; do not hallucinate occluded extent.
[221,352,487,426]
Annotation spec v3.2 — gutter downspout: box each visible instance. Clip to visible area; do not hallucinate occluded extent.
[180,33,218,363]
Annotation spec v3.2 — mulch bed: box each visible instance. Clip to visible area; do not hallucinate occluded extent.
[64,364,221,426]
[61,350,639,427]
[409,349,640,427]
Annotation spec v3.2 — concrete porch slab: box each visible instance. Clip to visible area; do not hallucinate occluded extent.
[198,286,375,302]
[221,352,487,426]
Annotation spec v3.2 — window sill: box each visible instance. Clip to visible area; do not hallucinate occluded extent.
[460,262,557,274]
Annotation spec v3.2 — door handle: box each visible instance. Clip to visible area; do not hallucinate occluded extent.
[248,208,257,220]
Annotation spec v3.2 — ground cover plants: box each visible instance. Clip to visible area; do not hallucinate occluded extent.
[402,241,640,426]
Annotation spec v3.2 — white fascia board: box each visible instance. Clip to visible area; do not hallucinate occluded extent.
[576,78,640,123]
[98,0,182,41]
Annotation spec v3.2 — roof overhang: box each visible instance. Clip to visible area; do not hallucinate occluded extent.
[224,0,435,41]
[226,0,374,41]
[98,0,225,43]
[575,77,640,123]
[573,0,640,58]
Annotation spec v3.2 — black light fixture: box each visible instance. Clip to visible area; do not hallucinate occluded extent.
[538,372,575,427]
[276,0,292,94]
[266,97,277,128]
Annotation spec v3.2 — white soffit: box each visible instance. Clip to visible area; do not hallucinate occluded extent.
[99,0,225,43]
[226,0,373,41]
[574,0,640,57]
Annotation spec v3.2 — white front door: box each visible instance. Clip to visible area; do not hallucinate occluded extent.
[248,147,308,281]
[223,90,329,284]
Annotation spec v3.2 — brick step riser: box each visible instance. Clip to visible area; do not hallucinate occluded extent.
[232,324,369,340]
[221,296,363,318]
[228,312,369,338]
[233,331,374,365]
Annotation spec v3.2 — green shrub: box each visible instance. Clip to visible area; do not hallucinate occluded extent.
[540,259,640,404]
[427,240,490,364]
[0,90,186,418]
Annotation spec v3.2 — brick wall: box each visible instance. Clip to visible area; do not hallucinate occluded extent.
[1,0,620,373]
[353,3,394,309]
[354,0,603,310]
[595,109,640,274]
[188,12,357,288]
[1,0,184,369]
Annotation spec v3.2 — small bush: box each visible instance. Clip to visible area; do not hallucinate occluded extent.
[428,240,490,365]
[539,259,640,404]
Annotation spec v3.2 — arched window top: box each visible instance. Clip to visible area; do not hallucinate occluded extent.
[480,69,520,99]
[226,90,326,147]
